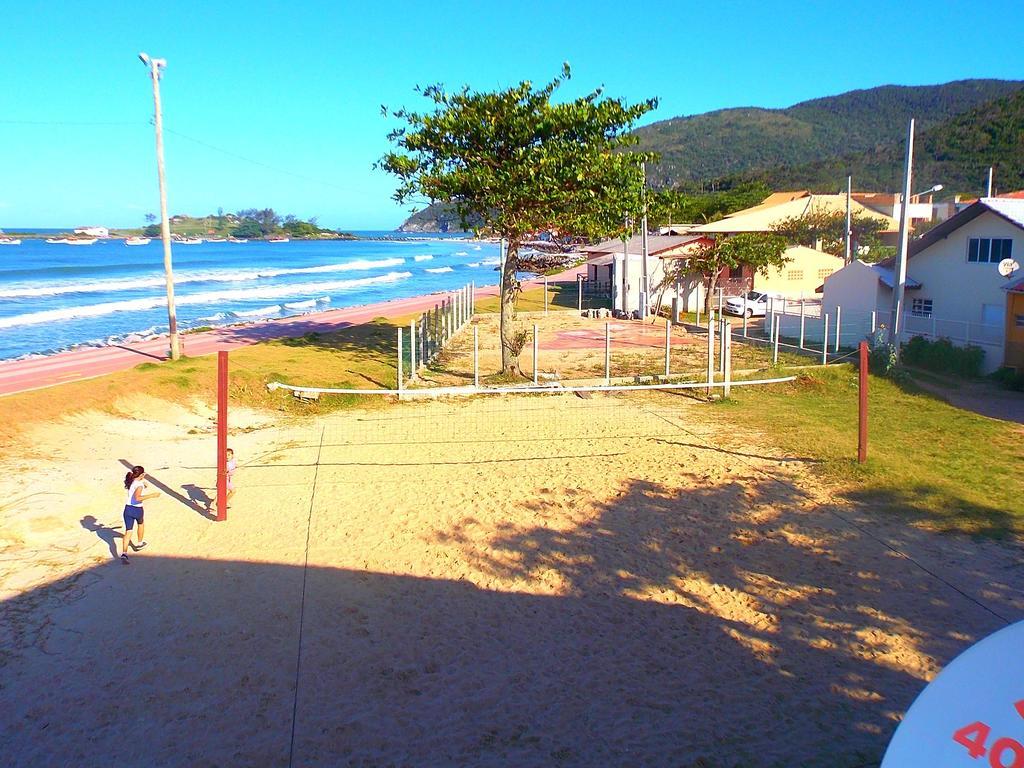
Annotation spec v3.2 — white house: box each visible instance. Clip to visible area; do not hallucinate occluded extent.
[584,234,710,315]
[820,198,1024,372]
[73,226,109,238]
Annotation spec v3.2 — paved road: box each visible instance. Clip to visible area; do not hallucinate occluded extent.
[0,270,588,397]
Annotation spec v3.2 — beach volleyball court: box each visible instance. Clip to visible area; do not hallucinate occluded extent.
[1,389,1021,767]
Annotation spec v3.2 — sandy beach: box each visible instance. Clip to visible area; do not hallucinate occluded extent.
[2,385,1021,767]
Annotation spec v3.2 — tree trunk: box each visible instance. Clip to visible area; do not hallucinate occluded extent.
[500,239,522,376]
[704,270,720,314]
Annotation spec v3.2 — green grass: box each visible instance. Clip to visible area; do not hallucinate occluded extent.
[475,285,610,314]
[718,366,1024,537]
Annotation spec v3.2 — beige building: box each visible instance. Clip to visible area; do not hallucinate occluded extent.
[689,191,897,238]
[754,245,844,299]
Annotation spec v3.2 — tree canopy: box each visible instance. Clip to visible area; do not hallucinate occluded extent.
[381,65,658,373]
[770,209,888,260]
[670,233,789,312]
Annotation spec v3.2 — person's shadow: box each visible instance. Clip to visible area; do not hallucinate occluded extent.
[80,515,121,560]
[182,484,214,513]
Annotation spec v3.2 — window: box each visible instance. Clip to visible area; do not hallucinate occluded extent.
[787,269,804,281]
[1016,315,1024,328]
[968,237,1013,263]
[817,268,833,280]
[911,298,933,317]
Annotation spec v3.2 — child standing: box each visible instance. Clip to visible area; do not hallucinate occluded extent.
[225,448,237,509]
[122,466,159,563]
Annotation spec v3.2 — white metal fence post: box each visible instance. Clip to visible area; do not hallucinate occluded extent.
[473,325,479,388]
[409,318,416,379]
[822,314,829,365]
[696,283,702,327]
[742,307,748,337]
[799,300,806,349]
[604,322,611,385]
[719,316,726,376]
[664,320,671,377]
[772,314,780,365]
[577,276,583,313]
[870,310,876,334]
[533,323,539,385]
[724,320,732,398]
[544,275,549,314]
[707,311,715,396]
[397,327,404,391]
[717,287,723,317]
[835,305,842,352]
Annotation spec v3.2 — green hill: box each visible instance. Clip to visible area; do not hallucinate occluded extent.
[726,88,1024,196]
[634,79,1023,188]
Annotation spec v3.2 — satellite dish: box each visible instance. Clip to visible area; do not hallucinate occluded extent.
[998,258,1019,277]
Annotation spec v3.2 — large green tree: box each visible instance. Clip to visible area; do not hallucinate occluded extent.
[670,233,789,313]
[381,65,658,374]
[770,209,888,261]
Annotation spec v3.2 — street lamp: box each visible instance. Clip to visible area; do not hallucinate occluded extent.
[139,52,180,360]
[911,183,943,201]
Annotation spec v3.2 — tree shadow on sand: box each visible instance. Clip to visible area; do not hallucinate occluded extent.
[4,476,1021,767]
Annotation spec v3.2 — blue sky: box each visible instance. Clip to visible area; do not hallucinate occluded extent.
[1,0,1022,230]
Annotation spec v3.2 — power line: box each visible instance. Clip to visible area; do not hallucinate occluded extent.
[164,127,352,192]
[0,119,351,193]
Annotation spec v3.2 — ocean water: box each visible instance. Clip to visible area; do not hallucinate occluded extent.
[0,233,500,360]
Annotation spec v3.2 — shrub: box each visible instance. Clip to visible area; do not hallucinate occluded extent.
[990,366,1024,391]
[901,335,985,378]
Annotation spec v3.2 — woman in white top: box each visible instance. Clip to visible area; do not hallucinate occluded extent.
[121,466,159,563]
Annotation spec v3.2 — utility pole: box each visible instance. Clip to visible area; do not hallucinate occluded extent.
[889,118,915,349]
[640,162,650,318]
[139,53,180,360]
[844,175,852,264]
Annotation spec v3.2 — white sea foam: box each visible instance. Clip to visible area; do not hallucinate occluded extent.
[424,266,454,274]
[232,305,283,318]
[282,296,330,310]
[466,262,481,268]
[473,245,482,251]
[481,258,501,265]
[414,254,433,262]
[0,273,411,329]
[453,251,469,256]
[0,258,406,298]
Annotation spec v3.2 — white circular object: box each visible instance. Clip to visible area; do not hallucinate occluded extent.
[998,258,1019,277]
[882,620,1024,766]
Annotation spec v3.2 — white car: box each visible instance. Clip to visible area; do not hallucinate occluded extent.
[724,290,770,318]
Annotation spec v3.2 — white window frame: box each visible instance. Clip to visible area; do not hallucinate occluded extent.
[967,237,1013,264]
[911,298,933,318]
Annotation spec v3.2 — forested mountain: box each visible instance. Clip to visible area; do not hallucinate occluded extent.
[634,79,1023,188]
[725,88,1024,196]
[397,79,1024,231]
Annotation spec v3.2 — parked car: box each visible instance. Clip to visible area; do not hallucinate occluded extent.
[724,290,770,317]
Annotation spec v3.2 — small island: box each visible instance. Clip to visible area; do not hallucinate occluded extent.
[132,208,358,241]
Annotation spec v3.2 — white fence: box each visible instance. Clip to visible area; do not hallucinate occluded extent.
[744,300,1005,371]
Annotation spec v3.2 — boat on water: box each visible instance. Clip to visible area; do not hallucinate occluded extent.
[267,236,290,243]
[125,236,152,246]
[178,237,203,245]
[47,237,97,245]
[227,237,248,243]
[0,237,21,245]
[206,237,227,243]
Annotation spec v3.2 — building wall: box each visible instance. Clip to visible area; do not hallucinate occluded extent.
[755,246,844,299]
[902,211,1018,367]
[821,261,886,317]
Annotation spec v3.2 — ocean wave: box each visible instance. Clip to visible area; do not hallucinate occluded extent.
[424,266,453,273]
[282,297,329,310]
[0,273,411,329]
[0,258,406,298]
[466,262,481,268]
[480,258,501,265]
[413,254,433,262]
[453,251,469,256]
